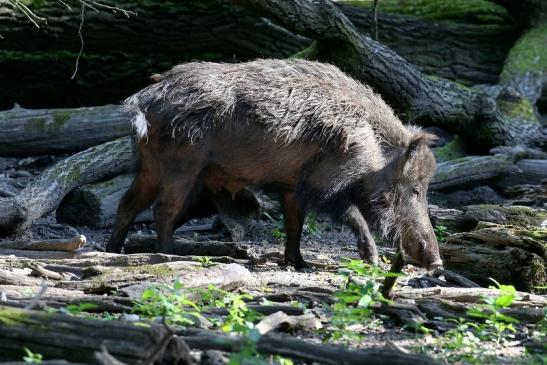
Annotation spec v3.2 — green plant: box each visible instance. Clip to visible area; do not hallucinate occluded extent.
[303,211,323,238]
[467,279,519,344]
[264,212,286,242]
[64,302,99,315]
[194,256,217,268]
[22,347,42,363]
[426,279,521,363]
[434,225,450,243]
[326,260,395,342]
[132,280,200,326]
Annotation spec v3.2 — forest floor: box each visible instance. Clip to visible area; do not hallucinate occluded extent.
[0,156,546,365]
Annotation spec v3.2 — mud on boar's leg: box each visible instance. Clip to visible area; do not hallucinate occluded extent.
[280,191,308,269]
[344,205,378,265]
[380,241,405,299]
[106,171,158,253]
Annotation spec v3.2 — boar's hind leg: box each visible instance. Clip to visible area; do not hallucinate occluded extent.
[344,205,378,265]
[106,172,158,253]
[153,174,199,254]
[280,191,308,269]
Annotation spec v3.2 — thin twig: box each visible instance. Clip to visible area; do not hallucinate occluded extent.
[71,3,86,80]
[24,282,48,310]
[142,318,175,365]
[372,0,379,41]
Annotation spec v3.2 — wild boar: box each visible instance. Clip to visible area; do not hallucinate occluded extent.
[106,59,443,271]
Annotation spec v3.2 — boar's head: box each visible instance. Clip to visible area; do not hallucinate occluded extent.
[371,131,442,272]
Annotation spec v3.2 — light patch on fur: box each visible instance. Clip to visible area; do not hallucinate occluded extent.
[128,108,148,140]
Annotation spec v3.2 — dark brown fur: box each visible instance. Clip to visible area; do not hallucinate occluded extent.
[107,59,442,270]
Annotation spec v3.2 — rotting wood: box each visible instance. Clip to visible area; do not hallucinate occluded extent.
[0,235,86,251]
[124,235,252,259]
[0,305,177,363]
[0,105,130,156]
[179,329,441,365]
[0,137,135,236]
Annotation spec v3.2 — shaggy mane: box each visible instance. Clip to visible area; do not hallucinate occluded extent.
[123,59,413,152]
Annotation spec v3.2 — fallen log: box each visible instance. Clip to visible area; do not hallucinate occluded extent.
[58,261,254,296]
[0,137,135,236]
[57,174,152,228]
[430,155,520,191]
[0,235,86,251]
[498,159,547,187]
[179,329,441,365]
[0,105,129,156]
[124,235,251,259]
[57,174,260,240]
[0,305,182,364]
[441,224,546,291]
[395,287,547,307]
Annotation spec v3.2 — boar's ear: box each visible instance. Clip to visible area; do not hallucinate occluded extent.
[399,132,438,177]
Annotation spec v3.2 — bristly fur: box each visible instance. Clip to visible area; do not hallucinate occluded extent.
[123,59,412,151]
[123,59,437,241]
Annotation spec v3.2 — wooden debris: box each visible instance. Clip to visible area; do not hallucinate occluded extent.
[0,305,178,363]
[124,235,252,259]
[0,235,86,252]
[441,224,546,291]
[255,311,321,334]
[179,329,441,365]
[0,137,135,236]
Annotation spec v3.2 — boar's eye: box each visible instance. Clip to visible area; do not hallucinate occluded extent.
[412,187,420,196]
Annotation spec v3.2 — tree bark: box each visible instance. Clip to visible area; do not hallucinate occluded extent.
[0,305,180,364]
[0,105,129,156]
[338,3,517,85]
[430,155,520,191]
[0,0,309,109]
[238,0,545,147]
[0,137,135,236]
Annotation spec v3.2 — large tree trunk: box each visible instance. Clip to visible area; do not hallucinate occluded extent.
[1,0,521,109]
[238,0,546,148]
[338,3,517,85]
[0,105,129,156]
[0,0,309,109]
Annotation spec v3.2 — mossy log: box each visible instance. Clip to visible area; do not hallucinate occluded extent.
[0,0,309,109]
[0,137,134,236]
[0,105,129,156]
[0,0,520,108]
[240,0,545,147]
[430,155,520,191]
[0,305,183,363]
[440,223,546,292]
[338,2,516,85]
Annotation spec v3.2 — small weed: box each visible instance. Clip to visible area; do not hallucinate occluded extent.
[425,279,521,363]
[64,302,99,315]
[132,280,200,326]
[22,347,42,363]
[194,256,217,268]
[325,259,394,342]
[434,225,449,243]
[264,212,286,242]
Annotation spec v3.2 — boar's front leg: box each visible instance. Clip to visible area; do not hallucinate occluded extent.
[280,191,308,269]
[344,205,378,265]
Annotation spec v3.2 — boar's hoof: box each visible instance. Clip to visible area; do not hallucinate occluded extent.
[283,252,311,270]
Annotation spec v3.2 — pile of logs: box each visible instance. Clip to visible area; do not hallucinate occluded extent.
[0,238,545,364]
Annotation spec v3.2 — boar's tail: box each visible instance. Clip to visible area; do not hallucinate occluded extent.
[122,96,149,140]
